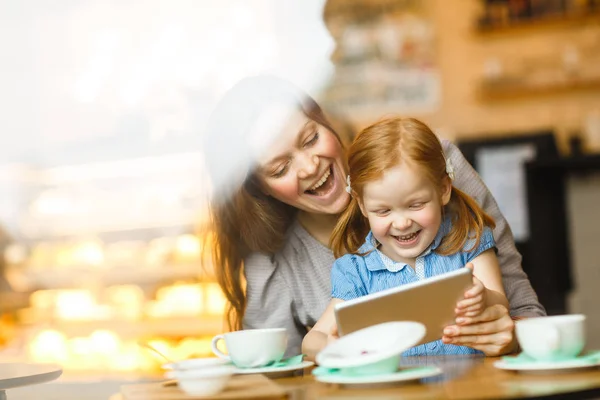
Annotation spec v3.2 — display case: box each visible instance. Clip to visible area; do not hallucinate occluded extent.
[0,152,226,373]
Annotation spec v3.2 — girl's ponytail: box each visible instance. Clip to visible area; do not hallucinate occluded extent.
[330,195,369,258]
[438,186,496,255]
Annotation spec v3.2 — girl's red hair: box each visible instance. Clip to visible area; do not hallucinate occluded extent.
[331,117,495,258]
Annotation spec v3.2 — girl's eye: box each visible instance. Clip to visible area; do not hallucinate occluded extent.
[410,203,425,210]
[303,131,319,147]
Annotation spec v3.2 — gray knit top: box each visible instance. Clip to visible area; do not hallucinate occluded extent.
[243,140,546,356]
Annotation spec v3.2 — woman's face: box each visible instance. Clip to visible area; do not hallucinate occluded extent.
[257,109,349,216]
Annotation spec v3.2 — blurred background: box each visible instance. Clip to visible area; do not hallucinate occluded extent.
[0,0,599,398]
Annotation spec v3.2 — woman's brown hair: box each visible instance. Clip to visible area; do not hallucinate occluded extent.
[331,117,495,258]
[204,75,340,330]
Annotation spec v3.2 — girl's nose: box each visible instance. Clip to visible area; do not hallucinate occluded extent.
[393,216,413,231]
[297,153,319,179]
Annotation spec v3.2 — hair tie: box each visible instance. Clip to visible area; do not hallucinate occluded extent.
[345,175,352,193]
[445,158,455,181]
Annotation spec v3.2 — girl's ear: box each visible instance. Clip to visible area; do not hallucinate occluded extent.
[441,177,452,206]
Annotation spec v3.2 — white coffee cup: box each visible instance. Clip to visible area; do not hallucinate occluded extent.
[211,328,288,368]
[515,314,586,361]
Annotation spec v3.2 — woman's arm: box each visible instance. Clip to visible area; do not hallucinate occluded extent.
[302,299,343,362]
[443,140,546,317]
[243,252,305,357]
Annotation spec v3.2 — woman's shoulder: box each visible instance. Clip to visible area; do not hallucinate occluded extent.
[260,220,336,277]
[279,220,333,256]
[440,139,467,167]
[440,138,456,155]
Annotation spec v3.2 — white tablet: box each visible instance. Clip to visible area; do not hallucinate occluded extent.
[334,267,473,345]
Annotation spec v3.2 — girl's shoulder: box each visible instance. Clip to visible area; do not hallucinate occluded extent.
[463,225,495,252]
[333,252,370,273]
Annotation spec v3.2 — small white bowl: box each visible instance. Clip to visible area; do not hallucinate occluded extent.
[162,357,230,371]
[165,365,235,396]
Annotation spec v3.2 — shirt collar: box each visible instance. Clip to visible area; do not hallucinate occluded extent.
[361,215,452,272]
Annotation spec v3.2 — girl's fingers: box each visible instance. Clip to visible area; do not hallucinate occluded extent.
[456,294,483,309]
[465,282,484,298]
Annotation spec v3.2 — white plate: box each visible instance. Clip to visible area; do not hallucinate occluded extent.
[494,358,600,372]
[314,366,442,385]
[233,360,314,375]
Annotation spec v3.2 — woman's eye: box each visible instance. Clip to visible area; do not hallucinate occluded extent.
[303,131,319,147]
[272,164,289,178]
[375,209,390,216]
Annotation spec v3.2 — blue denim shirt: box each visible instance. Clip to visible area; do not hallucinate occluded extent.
[331,216,496,356]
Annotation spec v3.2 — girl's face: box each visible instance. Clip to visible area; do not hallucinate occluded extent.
[358,162,451,266]
[257,110,349,216]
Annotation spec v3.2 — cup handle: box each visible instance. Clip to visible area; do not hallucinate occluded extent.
[211,334,230,360]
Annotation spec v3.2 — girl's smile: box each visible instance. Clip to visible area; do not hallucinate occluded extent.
[393,229,422,246]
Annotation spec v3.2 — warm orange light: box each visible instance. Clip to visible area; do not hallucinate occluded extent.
[173,234,202,263]
[204,282,226,315]
[147,283,203,317]
[23,280,223,372]
[106,285,144,320]
[55,290,98,320]
[29,329,69,363]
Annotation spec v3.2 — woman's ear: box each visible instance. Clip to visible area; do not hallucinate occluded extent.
[441,177,452,206]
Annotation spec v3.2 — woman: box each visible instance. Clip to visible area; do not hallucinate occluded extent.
[204,75,545,358]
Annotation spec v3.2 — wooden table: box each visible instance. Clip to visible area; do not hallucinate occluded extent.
[108,356,600,400]
[274,356,600,400]
[0,363,62,399]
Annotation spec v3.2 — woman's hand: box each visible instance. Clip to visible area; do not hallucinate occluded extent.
[442,304,518,356]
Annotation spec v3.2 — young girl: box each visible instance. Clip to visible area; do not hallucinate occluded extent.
[302,117,509,359]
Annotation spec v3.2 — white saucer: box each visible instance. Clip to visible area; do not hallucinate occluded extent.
[233,360,314,375]
[314,366,442,385]
[494,358,600,372]
[316,321,426,369]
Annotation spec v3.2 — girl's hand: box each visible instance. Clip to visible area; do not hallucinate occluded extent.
[327,324,340,345]
[455,263,486,317]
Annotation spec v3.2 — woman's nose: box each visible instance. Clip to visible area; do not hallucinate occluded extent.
[297,153,319,179]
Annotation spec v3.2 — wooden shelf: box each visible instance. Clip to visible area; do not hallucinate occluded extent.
[6,264,209,289]
[475,11,600,36]
[477,77,600,101]
[19,316,224,337]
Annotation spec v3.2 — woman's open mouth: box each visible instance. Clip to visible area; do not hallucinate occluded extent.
[305,166,335,196]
